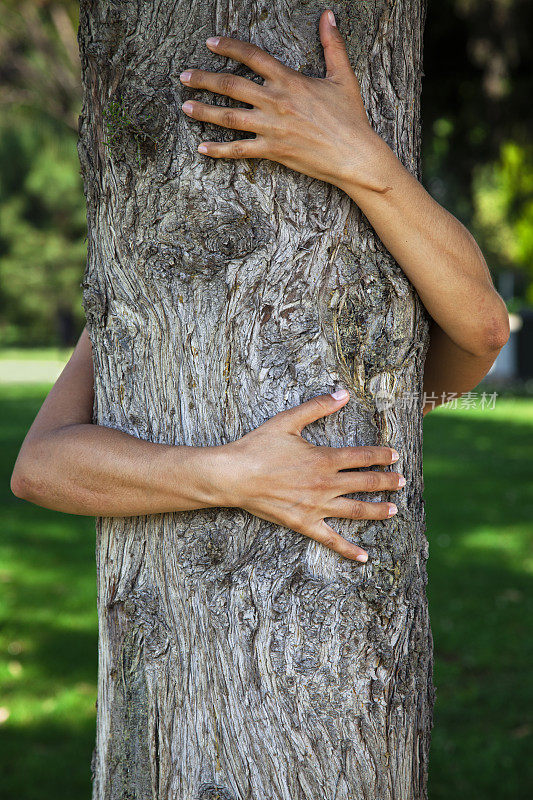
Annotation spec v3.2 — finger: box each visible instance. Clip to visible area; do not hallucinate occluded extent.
[179,69,267,107]
[273,389,350,435]
[182,100,262,133]
[197,138,263,160]
[306,519,369,563]
[206,36,291,82]
[334,469,406,495]
[326,497,398,522]
[319,9,356,82]
[329,445,400,470]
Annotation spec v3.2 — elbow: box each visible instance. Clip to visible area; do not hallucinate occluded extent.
[11,440,92,514]
[482,310,511,355]
[10,446,47,504]
[469,303,510,358]
[11,461,58,509]
[11,465,33,501]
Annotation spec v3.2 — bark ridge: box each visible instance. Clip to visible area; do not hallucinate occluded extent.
[78,1,433,798]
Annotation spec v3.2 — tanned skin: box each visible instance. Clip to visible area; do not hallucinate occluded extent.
[11,10,509,563]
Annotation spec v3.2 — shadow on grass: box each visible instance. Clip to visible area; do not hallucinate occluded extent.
[0,718,96,799]
[1,387,532,798]
[1,385,97,798]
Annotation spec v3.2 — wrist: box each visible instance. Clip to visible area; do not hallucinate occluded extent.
[334,129,402,200]
[178,442,242,510]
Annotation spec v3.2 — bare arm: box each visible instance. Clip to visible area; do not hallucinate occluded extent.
[420,320,501,415]
[177,10,510,416]
[337,135,509,416]
[11,328,405,563]
[9,327,226,517]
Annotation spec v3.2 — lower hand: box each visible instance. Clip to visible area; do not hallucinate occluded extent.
[217,389,404,563]
[179,8,384,190]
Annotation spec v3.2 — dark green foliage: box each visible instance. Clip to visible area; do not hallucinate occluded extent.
[422,0,533,298]
[0,0,84,347]
[0,113,87,346]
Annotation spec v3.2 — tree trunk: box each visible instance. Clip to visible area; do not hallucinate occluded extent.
[77,1,433,798]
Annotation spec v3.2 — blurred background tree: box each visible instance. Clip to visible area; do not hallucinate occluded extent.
[1,0,532,346]
[0,0,85,346]
[423,0,533,307]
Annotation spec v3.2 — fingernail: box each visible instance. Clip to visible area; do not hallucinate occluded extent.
[398,475,406,487]
[388,504,398,516]
[206,36,220,47]
[328,10,336,26]
[356,553,368,563]
[391,449,399,462]
[331,388,348,401]
[180,71,192,82]
[198,144,208,153]
[182,101,194,113]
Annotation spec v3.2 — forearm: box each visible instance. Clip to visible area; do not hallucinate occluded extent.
[337,133,509,356]
[11,423,230,517]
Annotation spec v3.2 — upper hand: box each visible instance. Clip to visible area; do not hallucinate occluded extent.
[179,8,382,189]
[216,389,404,563]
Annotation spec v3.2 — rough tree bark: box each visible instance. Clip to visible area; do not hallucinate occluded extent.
[77,1,433,798]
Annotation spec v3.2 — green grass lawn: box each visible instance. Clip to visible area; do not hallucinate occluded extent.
[0,383,96,796]
[1,382,531,798]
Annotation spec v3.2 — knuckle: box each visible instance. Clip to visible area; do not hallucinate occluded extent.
[317,447,335,469]
[311,473,330,493]
[359,448,374,466]
[230,141,248,158]
[267,87,290,112]
[350,500,364,519]
[243,41,261,62]
[321,532,338,550]
[330,39,346,53]
[275,95,295,115]
[260,87,276,104]
[285,513,304,534]
[283,74,302,93]
[252,133,268,155]
[312,396,330,416]
[269,135,290,159]
[362,472,380,491]
[219,74,236,94]
[337,446,353,464]
[223,108,238,127]
[292,509,315,535]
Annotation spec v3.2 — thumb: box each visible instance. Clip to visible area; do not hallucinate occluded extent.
[275,389,350,435]
[319,9,353,81]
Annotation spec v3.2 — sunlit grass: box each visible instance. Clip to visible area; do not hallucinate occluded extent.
[0,348,74,361]
[424,400,533,800]
[1,385,531,798]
